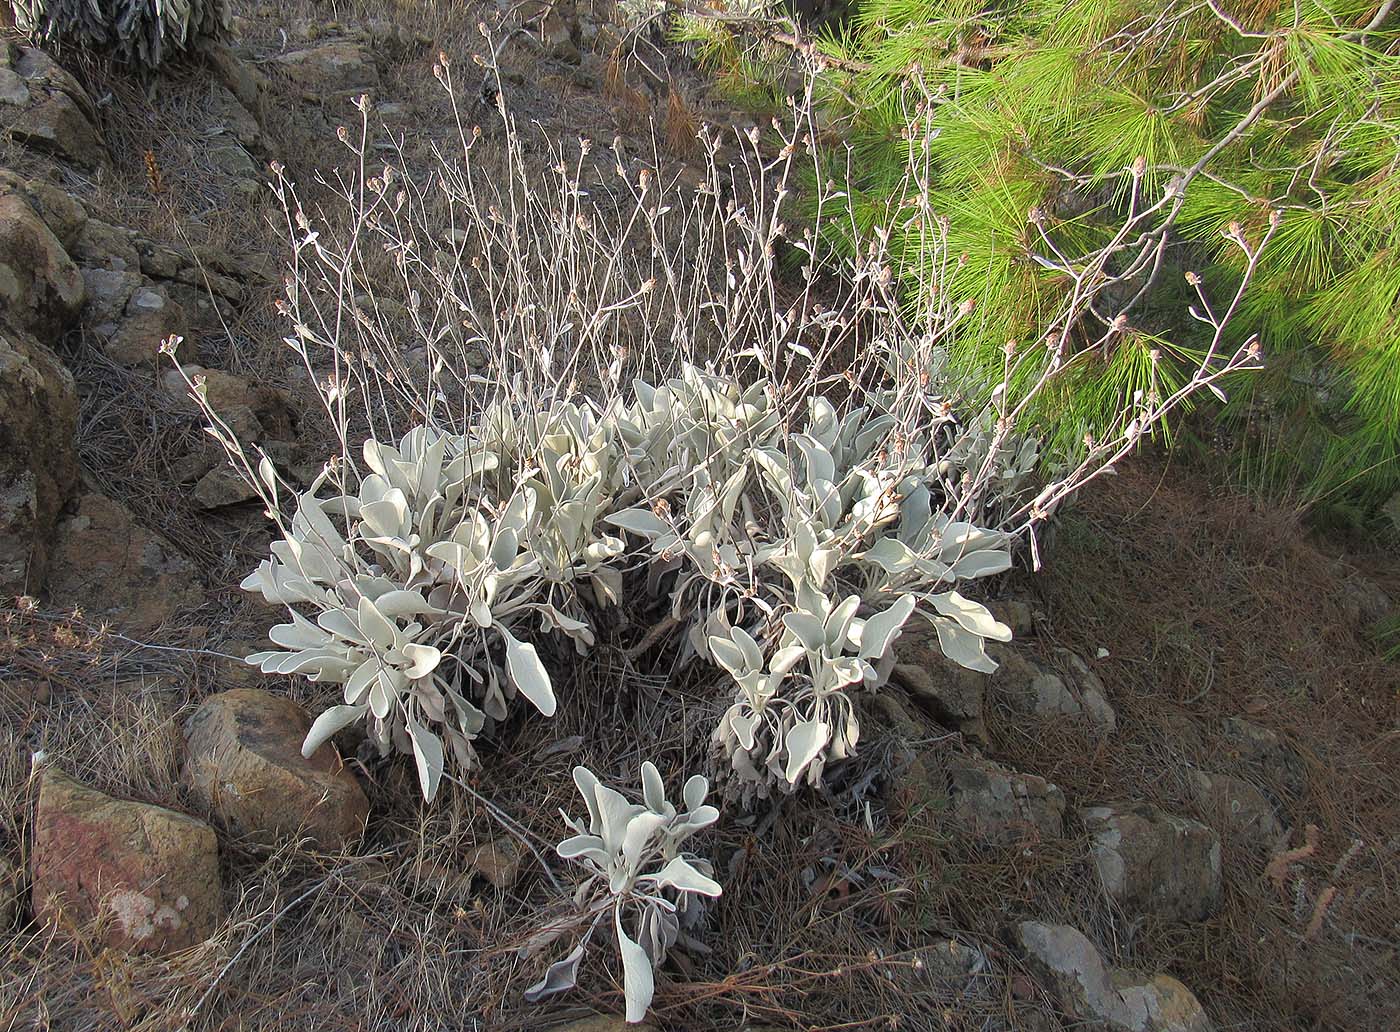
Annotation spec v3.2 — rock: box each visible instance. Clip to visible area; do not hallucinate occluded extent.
[5,47,105,168]
[71,218,140,272]
[46,493,204,633]
[274,42,379,95]
[1220,718,1307,800]
[205,43,267,111]
[175,262,244,303]
[1336,571,1392,629]
[0,171,87,248]
[100,285,187,366]
[465,837,524,890]
[991,598,1035,638]
[0,193,85,338]
[192,466,260,509]
[136,238,183,280]
[80,267,142,324]
[30,768,222,953]
[208,82,262,151]
[948,755,1066,846]
[892,652,988,744]
[550,1019,654,1032]
[1081,804,1221,922]
[208,140,258,178]
[0,325,78,595]
[161,364,297,441]
[921,937,987,982]
[1185,770,1283,848]
[994,647,1117,732]
[1014,921,1212,1032]
[182,688,369,850]
[0,854,18,928]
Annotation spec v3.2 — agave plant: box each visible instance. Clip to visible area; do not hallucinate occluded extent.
[526,763,721,1023]
[10,0,231,70]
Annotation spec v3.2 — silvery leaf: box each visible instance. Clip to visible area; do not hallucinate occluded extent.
[500,626,556,716]
[616,908,655,1024]
[523,941,586,1003]
[784,719,830,784]
[301,704,364,758]
[406,716,445,802]
[650,856,723,897]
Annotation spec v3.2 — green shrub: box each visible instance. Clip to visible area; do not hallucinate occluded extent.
[681,1,1400,517]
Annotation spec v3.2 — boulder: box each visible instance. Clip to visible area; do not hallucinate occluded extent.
[45,492,204,633]
[0,325,79,595]
[1014,921,1212,1032]
[99,285,188,366]
[1081,804,1221,922]
[465,837,524,890]
[1220,718,1307,800]
[71,217,140,272]
[992,646,1116,732]
[0,171,87,248]
[1185,770,1284,848]
[161,364,298,442]
[30,768,222,953]
[182,689,369,850]
[0,193,85,338]
[4,47,105,168]
[192,466,260,509]
[274,42,379,95]
[892,652,988,745]
[948,755,1066,846]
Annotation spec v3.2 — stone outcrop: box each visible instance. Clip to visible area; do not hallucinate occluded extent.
[0,191,85,339]
[0,325,78,595]
[1,45,106,168]
[45,492,204,632]
[1014,921,1213,1032]
[948,755,1066,846]
[1185,770,1283,848]
[183,689,369,850]
[30,768,222,953]
[1081,804,1222,922]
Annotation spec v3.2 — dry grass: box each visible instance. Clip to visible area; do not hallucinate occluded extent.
[2,2,1397,1031]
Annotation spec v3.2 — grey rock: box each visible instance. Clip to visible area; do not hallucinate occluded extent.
[274,42,379,95]
[0,325,78,595]
[71,218,140,271]
[80,267,141,324]
[0,66,30,106]
[1015,921,1213,1032]
[6,48,105,168]
[1220,718,1307,800]
[921,937,988,982]
[46,493,204,634]
[1081,804,1221,922]
[1186,770,1284,847]
[193,466,259,509]
[0,172,87,248]
[0,193,85,338]
[100,286,187,366]
[948,755,1066,846]
[892,648,988,744]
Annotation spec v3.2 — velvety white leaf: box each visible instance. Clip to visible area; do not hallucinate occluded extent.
[402,642,442,680]
[406,717,445,802]
[616,908,655,1024]
[708,635,751,679]
[856,593,916,661]
[931,591,1012,641]
[556,834,607,861]
[651,856,722,897]
[784,719,830,784]
[782,611,826,654]
[301,704,364,758]
[932,616,997,673]
[641,761,667,813]
[946,549,1013,580]
[682,774,708,812]
[501,626,557,716]
[523,941,586,1003]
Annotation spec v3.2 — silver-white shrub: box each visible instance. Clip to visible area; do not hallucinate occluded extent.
[526,763,720,1022]
[10,0,231,70]
[175,41,1271,806]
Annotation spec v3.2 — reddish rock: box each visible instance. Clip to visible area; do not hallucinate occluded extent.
[183,689,369,850]
[30,768,222,953]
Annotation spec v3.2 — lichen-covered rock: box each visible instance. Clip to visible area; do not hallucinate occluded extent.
[160,364,297,442]
[0,324,78,595]
[30,767,222,953]
[1185,770,1284,848]
[0,170,87,248]
[1220,718,1307,800]
[892,651,988,744]
[948,755,1066,846]
[2,46,105,167]
[182,688,369,850]
[1014,921,1212,1032]
[45,492,204,632]
[98,284,187,366]
[273,42,379,96]
[0,192,84,338]
[1081,804,1221,922]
